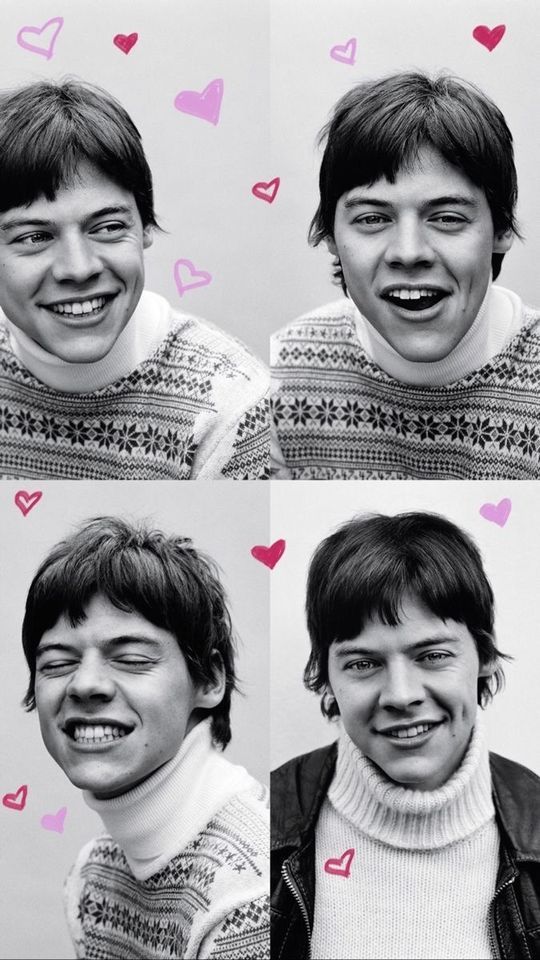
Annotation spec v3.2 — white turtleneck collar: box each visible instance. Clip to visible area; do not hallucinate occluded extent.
[83,718,257,880]
[329,711,494,850]
[353,283,523,386]
[3,290,172,394]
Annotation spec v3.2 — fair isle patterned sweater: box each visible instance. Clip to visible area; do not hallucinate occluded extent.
[271,298,540,479]
[0,298,269,480]
[64,721,270,959]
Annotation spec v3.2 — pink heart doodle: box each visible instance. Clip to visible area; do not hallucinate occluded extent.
[174,259,212,297]
[174,79,224,126]
[330,38,357,66]
[252,178,280,204]
[324,848,355,877]
[16,17,64,60]
[479,498,512,527]
[2,784,28,811]
[14,490,43,516]
[113,33,138,55]
[472,24,506,52]
[250,540,286,570]
[41,806,67,833]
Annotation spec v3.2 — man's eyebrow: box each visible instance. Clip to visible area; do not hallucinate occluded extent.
[333,635,462,657]
[342,194,479,211]
[0,205,134,233]
[36,634,163,658]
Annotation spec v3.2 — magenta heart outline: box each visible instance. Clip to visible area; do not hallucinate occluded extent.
[252,178,280,204]
[479,498,512,527]
[173,259,212,297]
[324,848,355,877]
[250,539,286,569]
[16,16,64,60]
[330,38,357,66]
[14,490,43,516]
[113,33,138,55]
[2,784,28,811]
[174,79,224,126]
[41,806,67,833]
[472,24,506,52]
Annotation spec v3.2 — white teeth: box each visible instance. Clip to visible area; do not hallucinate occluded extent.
[387,722,433,739]
[71,723,128,743]
[50,297,106,315]
[387,289,440,300]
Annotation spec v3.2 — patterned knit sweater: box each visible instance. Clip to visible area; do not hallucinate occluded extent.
[271,297,540,479]
[0,293,269,479]
[64,721,270,959]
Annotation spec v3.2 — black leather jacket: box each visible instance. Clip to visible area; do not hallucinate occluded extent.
[271,744,540,960]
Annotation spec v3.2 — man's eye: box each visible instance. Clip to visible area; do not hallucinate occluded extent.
[92,222,127,235]
[17,232,52,246]
[115,657,152,667]
[39,661,76,673]
[354,215,387,226]
[431,214,467,226]
[346,659,377,672]
[420,651,451,664]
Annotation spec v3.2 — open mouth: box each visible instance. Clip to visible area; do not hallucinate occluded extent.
[43,294,116,320]
[382,288,449,313]
[64,720,134,745]
[379,720,443,741]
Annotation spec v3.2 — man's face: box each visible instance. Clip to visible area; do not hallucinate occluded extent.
[0,161,153,363]
[328,146,513,362]
[327,594,493,790]
[34,594,221,798]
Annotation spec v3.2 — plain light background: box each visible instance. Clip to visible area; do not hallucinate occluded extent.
[0,481,269,960]
[270,0,540,333]
[0,0,270,359]
[271,480,540,776]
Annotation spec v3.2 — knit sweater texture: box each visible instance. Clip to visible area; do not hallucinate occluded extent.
[64,720,270,959]
[0,291,269,479]
[271,289,540,479]
[311,717,500,960]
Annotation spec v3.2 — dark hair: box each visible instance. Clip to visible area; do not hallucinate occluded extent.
[309,71,521,289]
[22,517,237,748]
[0,79,158,229]
[304,511,511,716]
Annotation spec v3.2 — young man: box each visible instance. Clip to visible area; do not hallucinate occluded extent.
[271,513,540,959]
[271,72,540,480]
[0,80,269,479]
[22,517,269,959]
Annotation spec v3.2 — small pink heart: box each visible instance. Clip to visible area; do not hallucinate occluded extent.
[2,784,28,811]
[324,848,355,877]
[14,490,43,516]
[41,806,67,833]
[113,32,138,55]
[174,79,224,126]
[251,539,286,569]
[473,24,506,52]
[479,498,512,527]
[252,177,280,204]
[173,259,212,297]
[16,16,64,60]
[330,37,357,66]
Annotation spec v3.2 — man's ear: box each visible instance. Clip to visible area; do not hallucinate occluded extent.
[194,651,226,710]
[493,229,514,255]
[142,225,154,250]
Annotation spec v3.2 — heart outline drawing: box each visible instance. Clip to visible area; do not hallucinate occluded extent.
[2,784,28,811]
[479,498,512,527]
[330,37,357,66]
[14,490,43,516]
[113,33,138,55]
[251,540,286,569]
[472,24,506,52]
[173,259,212,297]
[174,79,224,126]
[41,806,67,833]
[324,848,355,877]
[252,177,280,204]
[16,16,64,60]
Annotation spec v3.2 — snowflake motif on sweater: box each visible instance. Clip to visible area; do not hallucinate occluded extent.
[271,299,540,479]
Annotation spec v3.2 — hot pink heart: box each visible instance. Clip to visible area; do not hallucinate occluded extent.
[251,539,286,570]
[324,848,355,877]
[174,79,224,126]
[41,806,67,833]
[330,37,357,66]
[252,177,280,204]
[2,784,28,811]
[479,498,512,527]
[16,16,64,60]
[472,24,506,52]
[113,32,138,55]
[173,259,212,297]
[14,490,43,516]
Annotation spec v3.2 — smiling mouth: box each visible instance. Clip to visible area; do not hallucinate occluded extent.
[379,721,443,740]
[43,294,116,319]
[64,721,133,744]
[382,289,449,312]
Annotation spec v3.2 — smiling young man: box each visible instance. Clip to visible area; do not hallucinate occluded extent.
[271,72,540,479]
[271,513,540,960]
[0,79,269,479]
[22,517,270,959]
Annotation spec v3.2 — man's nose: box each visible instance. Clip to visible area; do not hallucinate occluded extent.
[50,233,103,284]
[378,663,425,711]
[66,654,115,701]
[383,217,435,269]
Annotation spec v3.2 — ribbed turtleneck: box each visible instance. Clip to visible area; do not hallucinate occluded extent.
[83,718,258,880]
[354,283,522,386]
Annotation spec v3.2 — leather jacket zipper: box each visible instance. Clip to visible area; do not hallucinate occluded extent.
[281,861,312,960]
[489,873,519,959]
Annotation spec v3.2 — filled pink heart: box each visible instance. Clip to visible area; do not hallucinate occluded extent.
[113,33,138,55]
[14,490,43,516]
[2,784,28,811]
[251,539,286,569]
[252,177,280,204]
[173,259,212,297]
[472,24,506,52]
[330,38,357,65]
[324,848,355,877]
[479,498,512,527]
[41,806,67,833]
[16,17,64,60]
[174,79,224,126]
